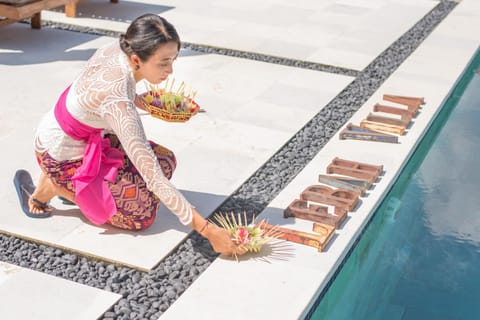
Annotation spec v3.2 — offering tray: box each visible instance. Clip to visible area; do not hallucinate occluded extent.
[141,79,200,123]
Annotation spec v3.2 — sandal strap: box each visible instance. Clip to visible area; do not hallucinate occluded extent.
[30,197,50,210]
[20,184,33,197]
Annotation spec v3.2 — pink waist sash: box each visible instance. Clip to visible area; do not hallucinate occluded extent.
[54,86,124,225]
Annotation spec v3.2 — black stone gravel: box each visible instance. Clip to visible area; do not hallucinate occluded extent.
[1,1,457,319]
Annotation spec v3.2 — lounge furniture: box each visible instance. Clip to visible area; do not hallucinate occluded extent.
[0,0,118,29]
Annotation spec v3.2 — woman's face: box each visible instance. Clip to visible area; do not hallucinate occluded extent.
[141,41,179,84]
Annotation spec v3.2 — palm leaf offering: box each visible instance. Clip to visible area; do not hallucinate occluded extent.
[211,212,281,256]
[142,78,200,122]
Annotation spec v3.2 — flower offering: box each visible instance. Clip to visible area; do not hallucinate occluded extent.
[211,212,280,257]
[142,78,200,122]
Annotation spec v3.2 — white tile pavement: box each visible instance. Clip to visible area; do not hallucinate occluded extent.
[160,1,480,318]
[42,0,437,70]
[0,261,120,320]
[0,23,353,271]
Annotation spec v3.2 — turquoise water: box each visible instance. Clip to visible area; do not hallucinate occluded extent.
[309,50,480,320]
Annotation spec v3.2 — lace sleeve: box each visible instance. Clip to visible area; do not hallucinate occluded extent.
[101,99,194,225]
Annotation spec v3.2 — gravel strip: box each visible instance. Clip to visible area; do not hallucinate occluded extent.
[2,1,457,319]
[181,43,360,77]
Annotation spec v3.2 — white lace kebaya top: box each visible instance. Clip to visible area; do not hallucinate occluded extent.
[34,41,193,225]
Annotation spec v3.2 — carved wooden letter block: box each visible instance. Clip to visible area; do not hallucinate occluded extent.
[300,185,359,211]
[383,94,424,113]
[284,199,347,228]
[261,222,335,252]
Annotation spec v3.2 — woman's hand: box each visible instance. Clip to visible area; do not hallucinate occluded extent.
[190,210,247,256]
[202,223,247,256]
[134,94,148,111]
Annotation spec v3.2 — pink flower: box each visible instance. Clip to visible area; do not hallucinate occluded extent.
[236,227,251,245]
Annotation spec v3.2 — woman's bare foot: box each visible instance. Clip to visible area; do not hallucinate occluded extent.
[28,197,52,215]
[29,172,58,215]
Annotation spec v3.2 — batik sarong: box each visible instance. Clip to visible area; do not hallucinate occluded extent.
[37,134,176,231]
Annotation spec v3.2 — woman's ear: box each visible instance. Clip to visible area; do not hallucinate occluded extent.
[130,54,141,67]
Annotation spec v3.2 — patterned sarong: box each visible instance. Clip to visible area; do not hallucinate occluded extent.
[37,134,177,231]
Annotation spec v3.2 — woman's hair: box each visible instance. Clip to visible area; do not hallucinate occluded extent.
[119,14,180,61]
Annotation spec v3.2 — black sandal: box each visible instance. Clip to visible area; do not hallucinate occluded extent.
[13,169,52,218]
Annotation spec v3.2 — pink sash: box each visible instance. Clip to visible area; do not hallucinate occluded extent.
[54,86,124,225]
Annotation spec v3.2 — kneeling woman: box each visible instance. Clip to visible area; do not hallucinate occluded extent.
[21,14,244,257]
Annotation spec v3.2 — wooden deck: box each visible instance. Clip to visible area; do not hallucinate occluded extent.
[0,0,118,29]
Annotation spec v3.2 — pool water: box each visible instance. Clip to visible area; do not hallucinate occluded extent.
[309,50,480,320]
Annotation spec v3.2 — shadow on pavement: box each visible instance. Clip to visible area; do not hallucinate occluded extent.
[0,24,101,65]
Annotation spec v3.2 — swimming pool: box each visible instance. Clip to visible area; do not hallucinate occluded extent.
[308,49,480,320]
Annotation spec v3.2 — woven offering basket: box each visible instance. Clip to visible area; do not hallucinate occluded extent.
[141,92,200,123]
[146,103,199,122]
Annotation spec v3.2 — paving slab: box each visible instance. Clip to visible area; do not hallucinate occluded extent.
[161,1,480,318]
[0,23,353,271]
[42,0,437,70]
[0,261,120,320]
